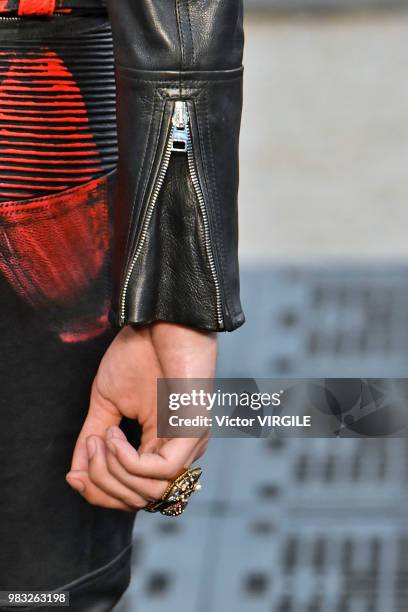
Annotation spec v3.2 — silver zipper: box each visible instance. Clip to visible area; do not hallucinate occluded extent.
[119,100,224,328]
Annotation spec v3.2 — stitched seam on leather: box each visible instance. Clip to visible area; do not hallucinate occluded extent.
[177,0,194,68]
[118,79,242,88]
[116,66,243,77]
[192,98,221,328]
[176,0,185,69]
[204,94,234,320]
[117,73,243,83]
[175,0,184,96]
[196,91,234,323]
[185,0,195,66]
[192,95,224,325]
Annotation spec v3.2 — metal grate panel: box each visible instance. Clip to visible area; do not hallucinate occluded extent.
[116,265,408,612]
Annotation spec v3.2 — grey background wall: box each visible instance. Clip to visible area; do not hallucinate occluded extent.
[246,0,407,8]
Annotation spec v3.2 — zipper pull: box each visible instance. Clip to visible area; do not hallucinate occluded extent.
[171,100,189,153]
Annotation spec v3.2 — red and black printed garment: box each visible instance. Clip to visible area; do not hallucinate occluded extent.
[0,8,140,612]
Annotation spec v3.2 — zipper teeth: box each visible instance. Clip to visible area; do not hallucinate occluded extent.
[186,125,224,328]
[119,128,174,324]
[120,101,224,329]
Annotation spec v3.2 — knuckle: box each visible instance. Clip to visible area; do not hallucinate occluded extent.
[88,469,105,488]
[105,455,119,475]
[124,496,146,510]
[127,463,140,476]
[152,482,168,500]
[115,454,135,473]
[162,465,177,480]
[143,490,160,503]
[122,496,134,508]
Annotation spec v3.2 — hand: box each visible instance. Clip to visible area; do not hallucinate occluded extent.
[66,322,217,511]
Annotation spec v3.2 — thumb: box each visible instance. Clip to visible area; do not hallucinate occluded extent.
[68,383,121,474]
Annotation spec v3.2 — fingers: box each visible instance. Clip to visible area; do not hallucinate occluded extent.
[88,436,151,508]
[69,383,121,474]
[67,434,169,510]
[67,426,208,511]
[68,436,148,510]
[106,434,208,480]
[105,448,169,501]
[66,468,134,512]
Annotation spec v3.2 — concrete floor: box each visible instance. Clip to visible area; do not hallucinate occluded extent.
[239,11,408,261]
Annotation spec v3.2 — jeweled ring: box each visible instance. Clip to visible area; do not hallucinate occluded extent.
[144,466,202,517]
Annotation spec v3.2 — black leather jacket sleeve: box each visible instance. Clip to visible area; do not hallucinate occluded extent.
[106,0,245,332]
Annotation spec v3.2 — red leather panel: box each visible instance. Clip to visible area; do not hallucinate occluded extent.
[18,0,55,15]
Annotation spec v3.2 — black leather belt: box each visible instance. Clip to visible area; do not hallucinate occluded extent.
[0,0,105,15]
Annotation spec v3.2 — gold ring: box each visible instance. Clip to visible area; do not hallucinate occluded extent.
[144,466,203,517]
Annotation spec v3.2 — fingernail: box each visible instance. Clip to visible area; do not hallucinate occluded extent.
[66,475,85,493]
[86,437,97,459]
[106,440,117,455]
